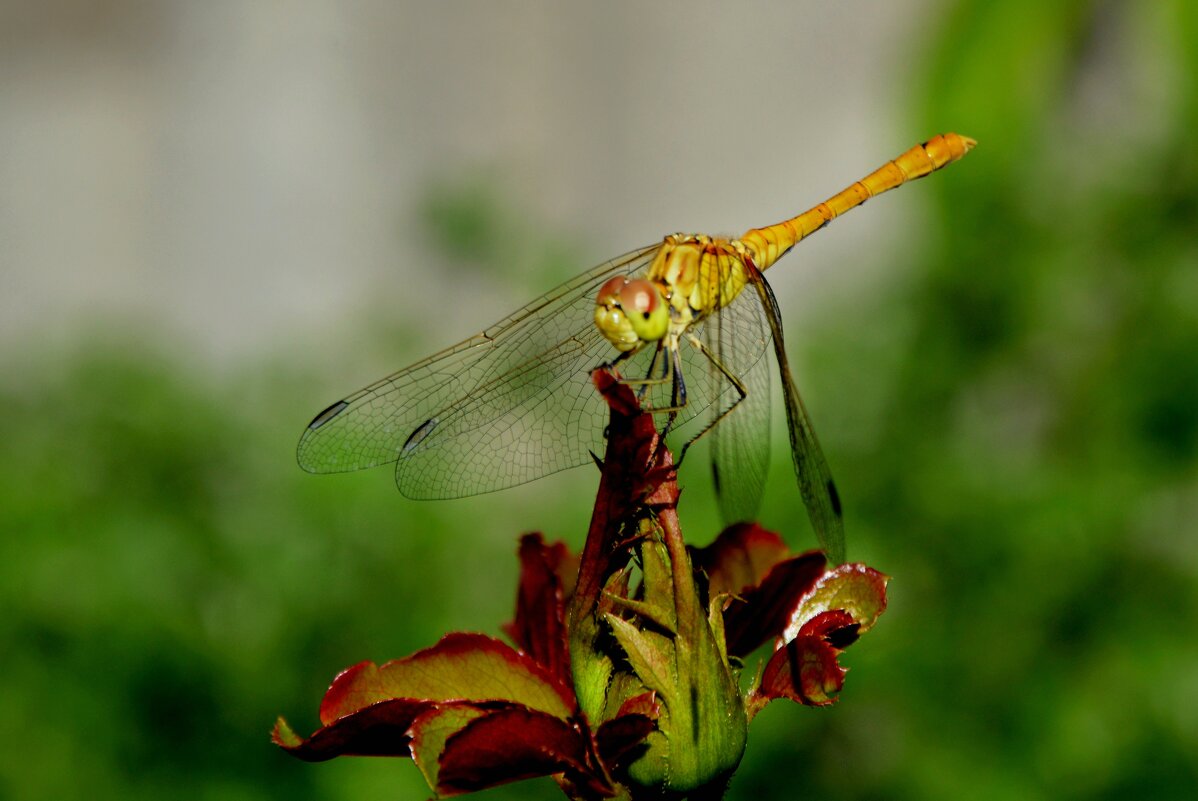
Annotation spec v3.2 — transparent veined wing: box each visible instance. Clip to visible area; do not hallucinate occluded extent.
[704,282,772,525]
[297,243,769,500]
[297,245,657,494]
[744,262,845,565]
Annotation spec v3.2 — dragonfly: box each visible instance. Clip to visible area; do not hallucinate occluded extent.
[299,133,975,564]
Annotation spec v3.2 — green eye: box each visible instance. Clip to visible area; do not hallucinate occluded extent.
[620,279,669,342]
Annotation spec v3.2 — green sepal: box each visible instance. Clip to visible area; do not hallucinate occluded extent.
[606,530,747,793]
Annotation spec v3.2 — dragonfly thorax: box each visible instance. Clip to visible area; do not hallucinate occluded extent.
[651,233,753,321]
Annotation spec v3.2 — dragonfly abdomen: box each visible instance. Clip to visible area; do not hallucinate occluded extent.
[740,132,976,271]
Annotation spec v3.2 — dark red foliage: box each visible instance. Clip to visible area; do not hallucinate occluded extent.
[751,565,889,708]
[275,371,669,798]
[273,695,430,760]
[503,533,577,690]
[691,523,791,596]
[724,553,829,658]
[276,367,890,797]
[432,707,589,795]
[758,611,855,706]
[692,524,831,658]
[594,694,659,770]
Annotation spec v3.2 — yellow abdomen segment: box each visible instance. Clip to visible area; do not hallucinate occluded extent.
[740,132,976,271]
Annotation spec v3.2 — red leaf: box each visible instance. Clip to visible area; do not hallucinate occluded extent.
[595,692,658,770]
[796,608,857,641]
[721,551,828,658]
[691,523,790,598]
[276,633,582,763]
[592,368,643,419]
[759,636,847,706]
[319,632,574,725]
[272,697,432,760]
[613,691,659,720]
[752,564,890,708]
[782,563,889,643]
[431,706,590,796]
[571,368,671,628]
[502,533,577,689]
[408,704,489,792]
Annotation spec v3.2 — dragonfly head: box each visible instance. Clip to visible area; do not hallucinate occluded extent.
[594,276,669,351]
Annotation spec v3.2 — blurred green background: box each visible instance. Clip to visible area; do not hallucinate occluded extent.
[2,2,1196,800]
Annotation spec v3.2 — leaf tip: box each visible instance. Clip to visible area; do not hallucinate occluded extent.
[271,716,301,749]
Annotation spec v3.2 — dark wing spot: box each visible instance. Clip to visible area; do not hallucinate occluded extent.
[308,399,349,430]
[827,479,842,518]
[401,417,439,456]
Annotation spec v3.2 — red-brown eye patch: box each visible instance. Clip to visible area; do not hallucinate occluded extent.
[618,279,659,315]
[597,276,631,305]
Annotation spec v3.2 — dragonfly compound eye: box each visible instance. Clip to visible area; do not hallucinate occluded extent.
[619,279,669,342]
[594,276,639,351]
[597,276,631,303]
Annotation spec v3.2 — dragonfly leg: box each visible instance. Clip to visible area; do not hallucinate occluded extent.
[646,345,686,468]
[676,332,749,466]
[601,347,668,405]
[638,342,689,415]
[607,339,691,416]
[637,340,671,401]
[603,339,691,470]
[616,340,674,402]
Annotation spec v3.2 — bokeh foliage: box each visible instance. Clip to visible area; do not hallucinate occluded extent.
[2,1,1195,799]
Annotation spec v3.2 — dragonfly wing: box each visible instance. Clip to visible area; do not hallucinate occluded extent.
[704,285,772,525]
[394,319,617,498]
[745,263,846,565]
[403,286,772,500]
[297,245,659,487]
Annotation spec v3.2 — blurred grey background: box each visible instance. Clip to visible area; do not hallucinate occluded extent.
[2,0,942,365]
